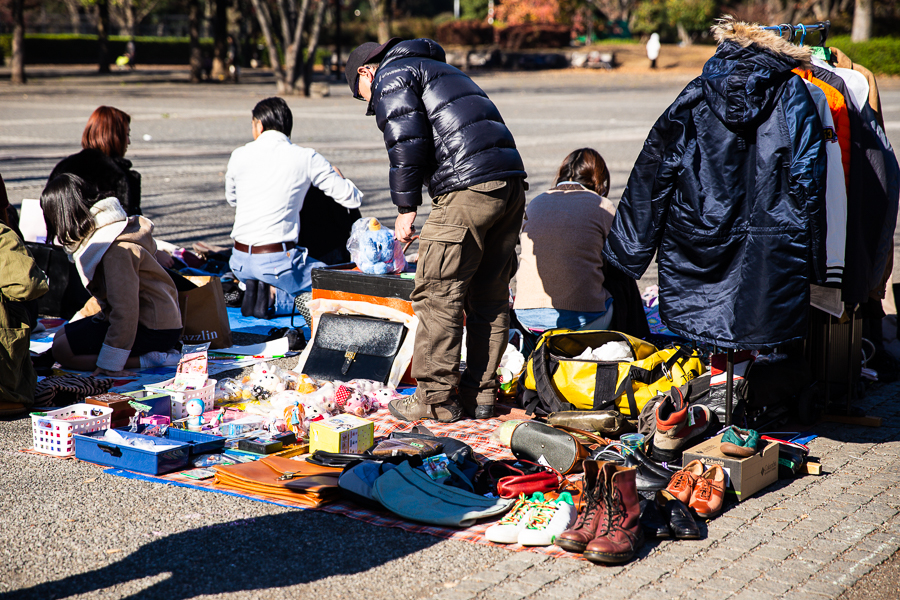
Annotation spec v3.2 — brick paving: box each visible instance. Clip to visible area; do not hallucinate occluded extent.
[429,381,900,600]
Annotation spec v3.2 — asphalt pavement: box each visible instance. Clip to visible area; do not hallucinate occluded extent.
[1,66,900,599]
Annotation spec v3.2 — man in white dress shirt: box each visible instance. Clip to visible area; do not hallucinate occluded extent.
[226,97,363,318]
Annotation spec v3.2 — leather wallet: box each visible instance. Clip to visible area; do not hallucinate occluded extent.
[303,313,407,384]
[213,456,342,507]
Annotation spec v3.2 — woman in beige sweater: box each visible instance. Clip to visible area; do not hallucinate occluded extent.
[514,148,616,332]
[41,174,182,376]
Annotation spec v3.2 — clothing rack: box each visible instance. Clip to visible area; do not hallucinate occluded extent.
[761,21,830,46]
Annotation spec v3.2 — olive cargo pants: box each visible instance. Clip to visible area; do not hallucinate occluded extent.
[411,178,526,403]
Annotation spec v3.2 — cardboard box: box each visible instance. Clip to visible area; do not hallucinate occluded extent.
[682,433,778,502]
[309,414,374,455]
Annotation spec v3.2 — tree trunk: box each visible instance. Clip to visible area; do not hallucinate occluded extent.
[123,0,137,38]
[812,0,833,21]
[62,0,82,33]
[303,0,327,96]
[370,0,390,43]
[851,0,872,42]
[189,0,203,82]
[97,0,111,73]
[11,0,25,85]
[249,0,288,93]
[676,22,691,46]
[285,0,312,94]
[211,0,229,80]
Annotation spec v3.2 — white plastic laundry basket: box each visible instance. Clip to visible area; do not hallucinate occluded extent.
[31,403,114,457]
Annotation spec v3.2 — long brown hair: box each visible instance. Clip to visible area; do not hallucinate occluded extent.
[554,148,610,197]
[81,106,131,158]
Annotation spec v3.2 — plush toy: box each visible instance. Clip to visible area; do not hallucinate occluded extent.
[244,362,285,400]
[344,394,374,417]
[299,394,337,428]
[357,218,397,275]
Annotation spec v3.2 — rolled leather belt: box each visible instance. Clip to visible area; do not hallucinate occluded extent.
[233,241,295,254]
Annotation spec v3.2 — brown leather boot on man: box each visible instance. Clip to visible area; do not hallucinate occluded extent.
[583,464,645,564]
[388,390,462,423]
[556,460,608,554]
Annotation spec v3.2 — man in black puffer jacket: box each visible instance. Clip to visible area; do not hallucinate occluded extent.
[346,38,528,422]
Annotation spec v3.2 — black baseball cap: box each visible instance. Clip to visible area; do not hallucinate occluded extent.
[345,38,401,100]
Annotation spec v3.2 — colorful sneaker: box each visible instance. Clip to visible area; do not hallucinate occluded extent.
[518,492,578,546]
[485,493,543,544]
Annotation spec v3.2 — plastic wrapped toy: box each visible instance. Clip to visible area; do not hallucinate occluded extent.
[215,378,243,404]
[347,217,407,275]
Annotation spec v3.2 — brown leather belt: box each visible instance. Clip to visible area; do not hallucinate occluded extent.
[233,241,295,255]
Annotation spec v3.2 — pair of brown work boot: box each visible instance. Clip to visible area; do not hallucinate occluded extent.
[556,460,645,564]
[388,388,496,423]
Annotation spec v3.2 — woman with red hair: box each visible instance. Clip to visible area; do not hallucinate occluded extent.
[48,106,142,216]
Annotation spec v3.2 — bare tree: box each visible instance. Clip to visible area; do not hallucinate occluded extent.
[62,0,83,32]
[189,0,203,82]
[98,0,111,73]
[211,0,229,80]
[851,0,872,41]
[587,0,637,22]
[11,0,25,85]
[249,0,328,95]
[369,0,390,43]
[303,0,327,95]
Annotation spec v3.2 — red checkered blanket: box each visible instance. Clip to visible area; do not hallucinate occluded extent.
[103,409,582,559]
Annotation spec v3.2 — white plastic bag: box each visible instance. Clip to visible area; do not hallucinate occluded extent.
[346,217,407,275]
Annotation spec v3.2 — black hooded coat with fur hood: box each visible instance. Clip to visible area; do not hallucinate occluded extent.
[603,19,827,349]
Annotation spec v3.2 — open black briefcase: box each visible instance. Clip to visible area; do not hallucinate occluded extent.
[303,313,408,384]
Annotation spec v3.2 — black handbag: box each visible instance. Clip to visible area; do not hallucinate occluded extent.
[24,242,90,319]
[303,313,407,384]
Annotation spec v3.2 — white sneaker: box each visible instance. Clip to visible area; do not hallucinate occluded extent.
[485,492,544,544]
[517,492,577,546]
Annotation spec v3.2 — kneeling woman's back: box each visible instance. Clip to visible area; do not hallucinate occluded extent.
[514,148,616,331]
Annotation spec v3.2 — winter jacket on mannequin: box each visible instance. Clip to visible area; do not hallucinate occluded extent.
[603,18,827,349]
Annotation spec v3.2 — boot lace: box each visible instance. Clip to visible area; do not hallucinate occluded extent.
[607,487,626,531]
[574,482,601,528]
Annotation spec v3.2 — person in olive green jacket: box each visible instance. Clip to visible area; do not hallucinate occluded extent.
[0,222,49,416]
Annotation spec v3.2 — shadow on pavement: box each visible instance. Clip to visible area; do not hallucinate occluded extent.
[4,510,441,599]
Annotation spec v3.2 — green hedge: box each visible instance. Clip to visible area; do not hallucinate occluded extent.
[828,35,900,77]
[0,33,214,66]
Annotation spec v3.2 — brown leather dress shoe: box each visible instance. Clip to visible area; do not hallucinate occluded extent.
[665,459,705,504]
[689,465,726,518]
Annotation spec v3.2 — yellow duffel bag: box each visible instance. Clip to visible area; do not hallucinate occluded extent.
[520,329,704,417]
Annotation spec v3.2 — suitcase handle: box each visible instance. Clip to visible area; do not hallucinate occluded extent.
[97,444,122,457]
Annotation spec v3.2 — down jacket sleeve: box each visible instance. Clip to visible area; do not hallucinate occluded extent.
[784,76,828,285]
[374,67,436,210]
[602,88,694,279]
